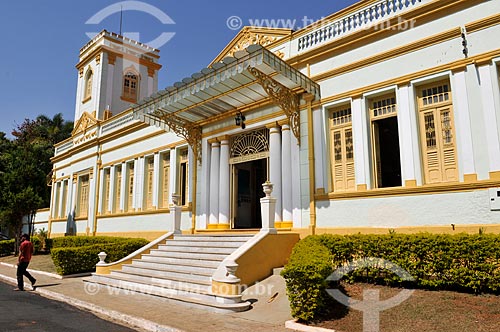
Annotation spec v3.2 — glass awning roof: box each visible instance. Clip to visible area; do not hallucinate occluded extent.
[133,44,320,128]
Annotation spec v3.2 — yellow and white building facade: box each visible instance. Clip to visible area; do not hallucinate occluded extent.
[44,0,500,239]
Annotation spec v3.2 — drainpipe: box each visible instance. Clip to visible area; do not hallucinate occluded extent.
[305,93,317,235]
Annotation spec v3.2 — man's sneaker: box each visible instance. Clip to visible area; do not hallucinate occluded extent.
[13,288,24,291]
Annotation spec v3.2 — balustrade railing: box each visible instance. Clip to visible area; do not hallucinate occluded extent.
[297,0,426,52]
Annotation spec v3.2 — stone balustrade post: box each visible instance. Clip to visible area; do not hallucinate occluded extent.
[260,181,277,234]
[170,193,182,234]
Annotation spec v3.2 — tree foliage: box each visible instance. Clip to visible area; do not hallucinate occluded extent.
[0,113,73,249]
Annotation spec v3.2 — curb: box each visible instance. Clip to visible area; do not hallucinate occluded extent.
[0,272,183,332]
[0,262,91,279]
[285,320,336,332]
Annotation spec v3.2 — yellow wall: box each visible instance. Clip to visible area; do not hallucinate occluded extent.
[235,233,300,286]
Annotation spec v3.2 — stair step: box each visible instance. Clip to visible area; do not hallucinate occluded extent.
[85,276,250,313]
[157,245,235,254]
[111,269,211,286]
[125,261,216,275]
[173,235,252,242]
[164,240,244,248]
[137,256,220,268]
[148,250,228,261]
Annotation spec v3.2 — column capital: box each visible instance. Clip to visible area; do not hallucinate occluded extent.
[266,122,281,130]
[277,119,289,127]
[207,138,219,145]
[217,135,231,143]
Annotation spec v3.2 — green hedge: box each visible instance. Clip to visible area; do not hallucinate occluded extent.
[0,240,15,256]
[50,238,149,275]
[50,236,135,249]
[282,233,500,322]
[281,236,333,322]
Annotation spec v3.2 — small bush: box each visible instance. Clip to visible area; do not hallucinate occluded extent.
[281,236,333,322]
[50,238,148,275]
[0,239,15,256]
[51,236,133,249]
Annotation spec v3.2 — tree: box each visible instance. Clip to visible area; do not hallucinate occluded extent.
[0,114,73,252]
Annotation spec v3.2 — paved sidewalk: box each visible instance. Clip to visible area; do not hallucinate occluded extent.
[0,263,292,332]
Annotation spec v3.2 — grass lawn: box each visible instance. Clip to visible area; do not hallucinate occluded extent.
[0,254,57,274]
[312,283,500,332]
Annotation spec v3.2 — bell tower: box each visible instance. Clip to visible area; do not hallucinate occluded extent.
[74,30,162,122]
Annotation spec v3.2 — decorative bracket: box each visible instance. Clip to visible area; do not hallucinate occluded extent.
[151,109,202,163]
[248,67,301,145]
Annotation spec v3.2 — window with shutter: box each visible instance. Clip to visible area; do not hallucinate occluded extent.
[145,157,154,210]
[126,163,135,212]
[160,153,170,208]
[103,169,111,215]
[417,81,458,184]
[329,106,355,192]
[78,175,90,217]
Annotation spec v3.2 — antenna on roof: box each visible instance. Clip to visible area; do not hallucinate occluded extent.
[119,5,123,35]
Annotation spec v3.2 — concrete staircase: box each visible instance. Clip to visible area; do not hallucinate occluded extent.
[85,234,254,312]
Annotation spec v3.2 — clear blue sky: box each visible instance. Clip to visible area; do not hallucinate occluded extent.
[0,0,357,137]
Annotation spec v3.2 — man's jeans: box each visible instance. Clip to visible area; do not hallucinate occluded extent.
[17,261,36,290]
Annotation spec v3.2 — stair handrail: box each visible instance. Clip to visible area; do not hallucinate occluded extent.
[95,232,174,274]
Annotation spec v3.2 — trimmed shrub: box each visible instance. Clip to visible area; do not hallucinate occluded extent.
[0,239,15,256]
[50,238,149,275]
[283,233,500,322]
[281,236,333,322]
[50,236,133,249]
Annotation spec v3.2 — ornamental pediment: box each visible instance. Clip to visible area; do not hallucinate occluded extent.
[72,111,99,136]
[210,27,291,65]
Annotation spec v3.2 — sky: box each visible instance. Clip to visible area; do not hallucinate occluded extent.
[0,0,358,137]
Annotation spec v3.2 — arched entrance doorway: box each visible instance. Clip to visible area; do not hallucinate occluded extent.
[230,129,269,229]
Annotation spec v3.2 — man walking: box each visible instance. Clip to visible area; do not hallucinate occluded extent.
[14,233,36,291]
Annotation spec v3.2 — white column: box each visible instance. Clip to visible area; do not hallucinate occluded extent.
[71,176,77,215]
[120,162,127,212]
[209,139,220,225]
[132,159,139,210]
[351,97,370,189]
[198,139,210,229]
[397,84,417,185]
[478,65,500,173]
[313,108,327,192]
[109,166,116,213]
[291,132,302,228]
[268,124,282,222]
[281,123,293,222]
[219,136,230,225]
[97,169,105,214]
[169,148,178,206]
[452,70,476,177]
[153,153,160,208]
[69,175,76,215]
[57,182,64,218]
